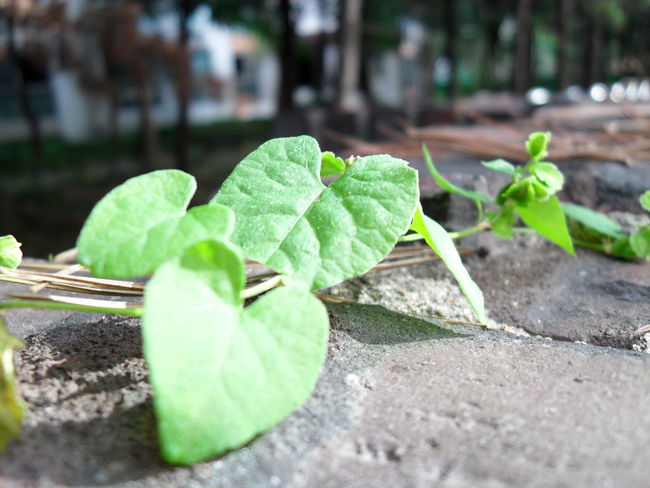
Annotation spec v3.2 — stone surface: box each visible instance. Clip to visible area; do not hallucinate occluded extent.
[464,233,650,350]
[1,289,650,487]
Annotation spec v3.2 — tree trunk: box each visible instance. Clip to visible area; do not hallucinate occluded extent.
[336,0,363,112]
[443,0,459,100]
[139,84,158,172]
[514,0,533,94]
[278,0,297,112]
[589,15,604,85]
[176,0,191,172]
[421,34,436,103]
[481,0,501,90]
[7,17,41,156]
[580,18,592,89]
[108,85,120,145]
[557,0,574,89]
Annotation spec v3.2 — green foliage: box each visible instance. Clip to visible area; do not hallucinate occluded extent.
[2,135,490,462]
[77,171,235,278]
[212,136,420,291]
[0,317,24,451]
[410,206,485,323]
[561,204,624,238]
[525,132,551,161]
[143,240,328,465]
[529,162,564,193]
[640,191,650,212]
[425,132,575,256]
[0,236,22,269]
[562,200,650,260]
[481,159,518,176]
[502,178,536,206]
[424,145,494,203]
[320,151,346,178]
[515,197,575,256]
[487,209,516,240]
[612,236,638,259]
[630,228,650,260]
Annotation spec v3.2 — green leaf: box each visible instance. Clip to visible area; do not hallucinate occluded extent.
[0,317,24,451]
[496,183,512,206]
[489,208,517,240]
[143,240,329,465]
[525,132,551,160]
[481,159,517,176]
[212,136,420,290]
[561,203,624,238]
[423,145,494,203]
[515,196,575,256]
[77,170,235,278]
[530,162,564,192]
[409,206,485,323]
[320,151,346,178]
[610,235,638,260]
[504,178,535,206]
[531,180,550,200]
[640,191,650,212]
[0,236,22,269]
[630,228,650,260]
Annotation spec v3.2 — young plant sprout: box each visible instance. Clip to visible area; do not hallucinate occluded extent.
[0,133,647,465]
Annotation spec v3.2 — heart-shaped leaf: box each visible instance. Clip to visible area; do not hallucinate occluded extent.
[143,239,329,465]
[212,136,419,290]
[409,206,485,323]
[77,170,235,278]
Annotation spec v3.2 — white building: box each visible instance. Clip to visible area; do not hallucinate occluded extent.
[0,3,279,142]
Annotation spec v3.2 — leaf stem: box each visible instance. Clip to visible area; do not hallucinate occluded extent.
[398,233,425,242]
[475,200,484,224]
[0,299,144,316]
[447,226,481,240]
[447,218,492,239]
[241,275,283,299]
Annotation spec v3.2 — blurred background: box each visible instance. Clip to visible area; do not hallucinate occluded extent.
[1,0,650,257]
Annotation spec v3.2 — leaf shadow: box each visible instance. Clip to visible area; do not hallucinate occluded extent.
[325,301,466,345]
[0,316,168,486]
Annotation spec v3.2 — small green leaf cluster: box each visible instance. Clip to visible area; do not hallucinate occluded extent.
[487,132,570,253]
[632,191,650,259]
[425,131,650,262]
[0,236,22,269]
[424,132,574,256]
[563,190,650,260]
[16,135,480,465]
